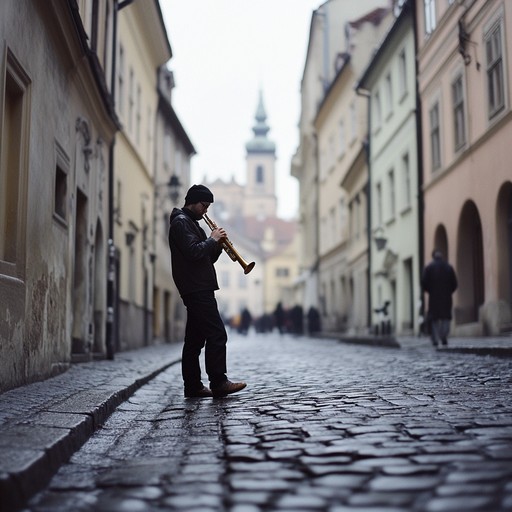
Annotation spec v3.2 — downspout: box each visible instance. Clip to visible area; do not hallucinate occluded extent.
[355,87,372,330]
[312,132,321,316]
[105,0,119,360]
[412,0,425,330]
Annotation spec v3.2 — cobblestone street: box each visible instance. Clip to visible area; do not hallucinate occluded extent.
[26,333,512,512]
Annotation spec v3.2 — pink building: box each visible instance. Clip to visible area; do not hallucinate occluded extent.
[417,0,512,335]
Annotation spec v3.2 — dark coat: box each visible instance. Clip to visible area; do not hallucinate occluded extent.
[421,256,458,320]
[168,208,222,297]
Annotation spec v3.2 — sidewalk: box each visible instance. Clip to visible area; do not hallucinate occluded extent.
[0,343,182,512]
[319,331,512,357]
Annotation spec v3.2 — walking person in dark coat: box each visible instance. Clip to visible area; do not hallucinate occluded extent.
[421,249,458,347]
[168,184,246,398]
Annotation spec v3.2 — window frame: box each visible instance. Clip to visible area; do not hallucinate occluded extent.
[451,72,466,151]
[484,16,506,120]
[0,48,31,280]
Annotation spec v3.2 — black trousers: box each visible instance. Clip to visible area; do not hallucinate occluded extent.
[181,290,228,392]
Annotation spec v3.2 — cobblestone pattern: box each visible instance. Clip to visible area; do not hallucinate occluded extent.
[27,335,512,512]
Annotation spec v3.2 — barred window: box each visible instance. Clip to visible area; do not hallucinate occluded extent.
[485,22,505,118]
[430,103,441,171]
[452,75,466,150]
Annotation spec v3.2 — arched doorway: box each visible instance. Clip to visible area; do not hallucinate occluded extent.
[456,201,484,324]
[496,183,512,301]
[433,224,449,261]
[93,220,105,353]
[72,189,89,354]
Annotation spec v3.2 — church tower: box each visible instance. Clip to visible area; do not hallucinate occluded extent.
[244,90,277,219]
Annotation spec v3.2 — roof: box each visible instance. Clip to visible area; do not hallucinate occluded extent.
[356,0,412,91]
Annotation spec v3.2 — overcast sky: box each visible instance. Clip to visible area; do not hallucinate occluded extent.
[160,0,323,219]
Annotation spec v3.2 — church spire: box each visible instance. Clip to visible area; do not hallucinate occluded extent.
[245,89,275,154]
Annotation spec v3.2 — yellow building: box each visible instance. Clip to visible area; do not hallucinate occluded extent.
[113,1,172,349]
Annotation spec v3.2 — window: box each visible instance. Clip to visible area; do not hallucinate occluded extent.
[452,74,466,150]
[485,21,505,118]
[118,45,124,115]
[339,197,345,236]
[385,73,393,117]
[115,179,122,224]
[136,85,141,144]
[328,134,335,169]
[424,0,436,35]
[338,119,345,157]
[376,182,383,226]
[388,169,395,219]
[348,201,354,238]
[128,68,134,132]
[398,48,407,98]
[276,268,289,277]
[0,50,30,274]
[349,101,357,142]
[163,130,171,171]
[256,165,264,183]
[355,195,361,239]
[374,90,382,129]
[430,102,441,170]
[402,153,411,208]
[54,143,69,224]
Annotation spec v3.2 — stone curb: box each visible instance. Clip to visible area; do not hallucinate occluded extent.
[338,335,400,348]
[0,357,180,512]
[438,346,512,358]
[315,332,512,356]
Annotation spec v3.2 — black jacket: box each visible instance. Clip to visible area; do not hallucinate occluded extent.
[421,256,458,320]
[168,208,222,297]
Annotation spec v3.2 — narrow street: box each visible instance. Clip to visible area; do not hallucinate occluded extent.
[27,333,512,512]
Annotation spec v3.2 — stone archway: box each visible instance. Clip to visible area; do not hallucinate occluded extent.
[456,200,484,324]
[495,182,512,332]
[72,189,89,355]
[433,224,449,262]
[93,220,105,353]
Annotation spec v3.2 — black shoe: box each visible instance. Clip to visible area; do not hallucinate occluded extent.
[211,380,247,397]
[184,386,213,398]
[441,337,448,346]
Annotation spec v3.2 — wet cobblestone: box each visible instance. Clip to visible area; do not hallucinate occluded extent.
[26,334,512,511]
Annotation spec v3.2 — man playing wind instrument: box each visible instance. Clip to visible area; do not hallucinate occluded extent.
[168,184,247,398]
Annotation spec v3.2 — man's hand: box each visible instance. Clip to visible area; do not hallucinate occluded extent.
[211,227,227,242]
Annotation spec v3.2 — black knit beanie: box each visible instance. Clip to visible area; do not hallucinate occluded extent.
[184,184,214,205]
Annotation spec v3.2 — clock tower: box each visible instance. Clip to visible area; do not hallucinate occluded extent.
[244,90,277,219]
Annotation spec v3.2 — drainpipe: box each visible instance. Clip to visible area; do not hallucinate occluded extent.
[105,1,120,360]
[106,0,134,358]
[312,132,321,318]
[412,0,425,328]
[355,87,372,330]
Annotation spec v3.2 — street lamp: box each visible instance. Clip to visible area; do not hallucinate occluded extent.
[373,227,387,251]
[167,174,181,204]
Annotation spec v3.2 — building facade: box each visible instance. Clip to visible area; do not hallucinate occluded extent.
[417,0,512,335]
[0,0,196,392]
[358,1,421,335]
[113,0,171,349]
[291,0,394,332]
[315,6,392,333]
[152,67,194,343]
[0,0,118,391]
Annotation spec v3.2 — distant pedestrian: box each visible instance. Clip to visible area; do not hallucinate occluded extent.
[274,302,285,334]
[307,306,321,334]
[168,184,246,398]
[421,249,458,347]
[238,308,252,335]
